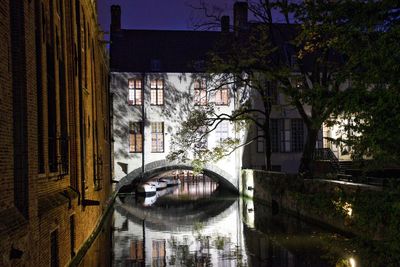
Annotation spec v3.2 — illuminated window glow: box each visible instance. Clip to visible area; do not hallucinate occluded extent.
[194,80,207,105]
[215,87,229,105]
[150,79,164,105]
[129,122,142,153]
[128,79,142,105]
[151,122,164,152]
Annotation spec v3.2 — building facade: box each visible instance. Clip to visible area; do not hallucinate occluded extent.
[109,6,242,185]
[109,2,320,183]
[0,0,111,266]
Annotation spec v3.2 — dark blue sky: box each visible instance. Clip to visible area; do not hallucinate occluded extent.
[97,0,236,32]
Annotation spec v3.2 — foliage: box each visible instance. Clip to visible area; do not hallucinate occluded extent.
[171,0,400,174]
[305,1,400,166]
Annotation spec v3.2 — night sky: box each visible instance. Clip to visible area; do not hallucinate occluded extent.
[97,0,236,33]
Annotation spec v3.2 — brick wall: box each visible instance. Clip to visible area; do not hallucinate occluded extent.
[0,0,111,266]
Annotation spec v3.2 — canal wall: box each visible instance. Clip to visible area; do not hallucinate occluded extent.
[241,169,400,242]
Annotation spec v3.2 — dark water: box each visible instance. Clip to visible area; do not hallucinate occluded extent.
[79,181,359,267]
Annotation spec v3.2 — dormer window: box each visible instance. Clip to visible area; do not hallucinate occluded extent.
[151,59,161,71]
[194,60,205,71]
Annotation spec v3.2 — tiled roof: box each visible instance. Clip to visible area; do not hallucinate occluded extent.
[110,29,225,72]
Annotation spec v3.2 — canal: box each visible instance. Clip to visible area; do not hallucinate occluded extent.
[79,179,360,267]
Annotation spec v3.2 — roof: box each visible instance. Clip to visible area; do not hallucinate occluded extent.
[109,23,331,73]
[110,29,225,73]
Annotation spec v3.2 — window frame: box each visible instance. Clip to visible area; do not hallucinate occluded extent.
[50,229,59,267]
[256,126,264,153]
[194,79,207,106]
[216,121,229,143]
[214,87,230,106]
[150,79,164,106]
[291,119,304,152]
[129,122,143,153]
[128,79,142,106]
[151,122,164,153]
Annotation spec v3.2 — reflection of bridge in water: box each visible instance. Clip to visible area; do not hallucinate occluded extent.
[113,189,246,266]
[115,190,237,232]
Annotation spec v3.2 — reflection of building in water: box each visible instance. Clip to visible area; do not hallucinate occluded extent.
[113,198,247,266]
[129,239,144,263]
[176,179,219,200]
[152,240,166,266]
[244,225,295,267]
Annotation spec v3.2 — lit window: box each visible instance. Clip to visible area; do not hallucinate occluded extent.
[194,80,207,105]
[216,121,229,142]
[150,79,164,105]
[128,79,142,105]
[151,122,164,152]
[129,122,143,153]
[215,87,229,105]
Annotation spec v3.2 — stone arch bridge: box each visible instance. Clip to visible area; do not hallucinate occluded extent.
[116,159,239,193]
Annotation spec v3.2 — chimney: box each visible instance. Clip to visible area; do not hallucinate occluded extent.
[233,2,248,33]
[110,5,121,32]
[221,16,230,33]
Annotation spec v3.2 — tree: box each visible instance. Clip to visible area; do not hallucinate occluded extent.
[168,22,280,171]
[169,1,359,176]
[312,1,400,166]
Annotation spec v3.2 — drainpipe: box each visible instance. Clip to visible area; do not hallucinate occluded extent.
[141,72,146,182]
[76,1,85,205]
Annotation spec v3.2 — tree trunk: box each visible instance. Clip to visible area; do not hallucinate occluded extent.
[299,127,319,178]
[264,118,272,171]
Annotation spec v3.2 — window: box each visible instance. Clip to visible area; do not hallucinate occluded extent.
[215,87,229,105]
[130,240,144,261]
[128,79,142,105]
[47,43,58,172]
[194,80,207,105]
[150,79,164,105]
[270,119,284,152]
[152,240,166,265]
[151,122,164,152]
[257,126,264,153]
[291,119,304,152]
[129,122,143,153]
[291,54,299,70]
[50,230,59,267]
[216,121,229,143]
[150,59,161,71]
[270,120,278,152]
[70,215,75,258]
[316,129,323,149]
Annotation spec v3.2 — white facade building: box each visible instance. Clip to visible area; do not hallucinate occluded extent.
[110,72,243,187]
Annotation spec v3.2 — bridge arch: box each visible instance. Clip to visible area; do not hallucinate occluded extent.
[116,159,239,193]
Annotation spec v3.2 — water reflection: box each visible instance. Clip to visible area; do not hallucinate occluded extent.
[114,181,244,266]
[81,180,361,267]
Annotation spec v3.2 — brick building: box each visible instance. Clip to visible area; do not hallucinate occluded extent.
[0,0,112,266]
